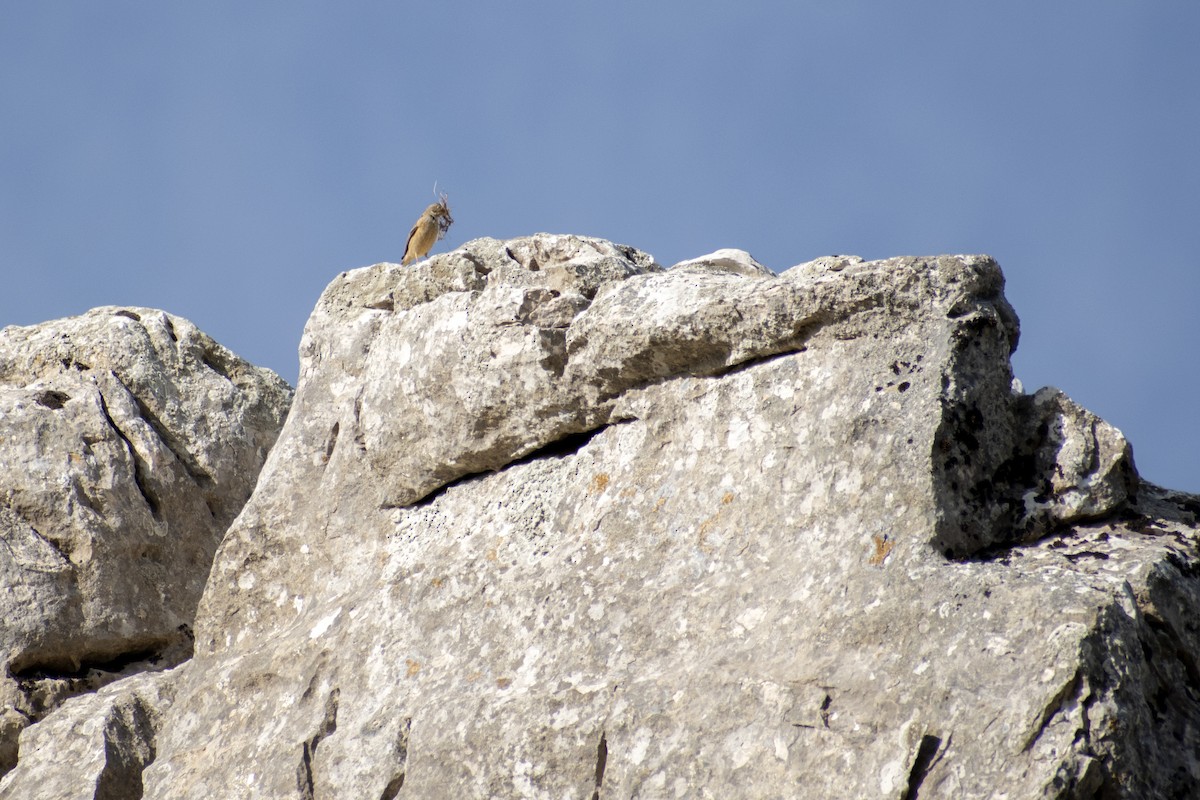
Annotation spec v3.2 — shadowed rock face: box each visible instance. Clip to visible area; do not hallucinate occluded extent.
[2,236,1198,799]
[0,307,292,781]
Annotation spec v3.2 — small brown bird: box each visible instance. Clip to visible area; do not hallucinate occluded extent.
[402,191,453,265]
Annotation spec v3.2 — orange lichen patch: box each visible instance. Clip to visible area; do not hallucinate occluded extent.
[869,534,894,565]
[652,497,667,513]
[465,671,482,683]
[697,493,738,551]
[406,659,421,677]
[590,473,610,494]
[485,548,499,562]
[495,677,512,689]
[430,577,445,589]
[697,515,721,553]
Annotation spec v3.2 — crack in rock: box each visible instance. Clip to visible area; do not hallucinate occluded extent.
[591,730,608,800]
[96,384,161,520]
[297,687,339,800]
[378,717,410,800]
[900,734,943,800]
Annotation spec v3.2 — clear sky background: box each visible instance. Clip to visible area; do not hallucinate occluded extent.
[2,4,1197,492]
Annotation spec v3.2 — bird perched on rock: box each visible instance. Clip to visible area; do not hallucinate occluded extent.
[402,191,453,265]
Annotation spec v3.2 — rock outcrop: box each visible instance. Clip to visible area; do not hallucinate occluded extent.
[0,308,292,780]
[2,236,1198,799]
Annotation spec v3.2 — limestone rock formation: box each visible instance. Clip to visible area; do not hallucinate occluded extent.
[2,236,1198,799]
[0,308,292,779]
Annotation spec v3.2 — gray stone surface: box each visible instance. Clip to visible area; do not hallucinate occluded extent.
[0,670,171,800]
[3,237,1198,798]
[0,308,292,779]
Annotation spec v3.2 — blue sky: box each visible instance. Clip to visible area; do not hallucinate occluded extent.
[3,4,1198,492]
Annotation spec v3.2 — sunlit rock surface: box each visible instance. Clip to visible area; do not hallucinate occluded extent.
[3,238,1197,799]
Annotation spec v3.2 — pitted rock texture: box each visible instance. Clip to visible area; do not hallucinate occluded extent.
[2,237,1196,799]
[0,308,292,778]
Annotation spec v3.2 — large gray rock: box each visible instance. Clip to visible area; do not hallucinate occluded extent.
[4,237,1198,799]
[0,670,171,800]
[0,308,292,778]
